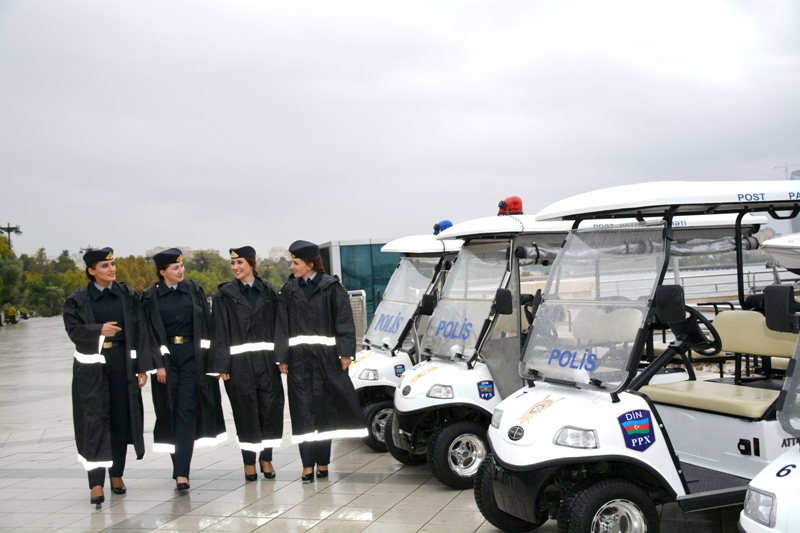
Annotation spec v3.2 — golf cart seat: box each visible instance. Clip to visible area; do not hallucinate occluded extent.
[640,380,779,419]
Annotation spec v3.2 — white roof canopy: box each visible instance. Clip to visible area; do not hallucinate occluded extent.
[381,234,462,254]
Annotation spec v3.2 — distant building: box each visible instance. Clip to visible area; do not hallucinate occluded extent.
[267,247,291,261]
[145,247,221,261]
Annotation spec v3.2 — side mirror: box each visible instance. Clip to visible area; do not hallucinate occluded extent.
[419,293,437,316]
[494,288,514,315]
[764,285,800,333]
[653,285,685,324]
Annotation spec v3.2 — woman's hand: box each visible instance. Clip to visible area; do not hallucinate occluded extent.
[157,367,167,384]
[340,357,352,371]
[137,372,148,388]
[279,363,289,375]
[101,321,122,337]
[220,373,230,381]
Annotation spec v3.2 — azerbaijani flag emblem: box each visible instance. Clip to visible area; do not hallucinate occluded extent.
[617,409,655,452]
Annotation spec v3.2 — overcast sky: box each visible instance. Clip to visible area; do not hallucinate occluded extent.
[1,0,798,258]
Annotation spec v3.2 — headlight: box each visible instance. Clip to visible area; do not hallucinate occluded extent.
[358,369,378,381]
[427,384,454,399]
[743,487,776,527]
[554,426,598,449]
[491,409,504,429]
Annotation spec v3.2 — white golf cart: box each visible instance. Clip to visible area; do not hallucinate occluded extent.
[476,181,800,533]
[349,233,461,453]
[738,236,800,533]
[387,198,570,488]
[387,196,758,490]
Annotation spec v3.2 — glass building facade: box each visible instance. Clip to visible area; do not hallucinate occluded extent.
[320,240,401,322]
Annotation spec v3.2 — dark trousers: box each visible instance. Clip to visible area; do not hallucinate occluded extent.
[88,347,129,488]
[171,344,197,479]
[299,440,331,468]
[241,448,273,466]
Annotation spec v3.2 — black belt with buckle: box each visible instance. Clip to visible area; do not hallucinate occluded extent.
[169,336,193,345]
[102,341,122,349]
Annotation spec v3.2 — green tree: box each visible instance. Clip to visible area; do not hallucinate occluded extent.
[52,250,76,274]
[258,258,291,290]
[0,237,25,307]
[39,286,65,317]
[115,255,156,291]
[62,268,87,296]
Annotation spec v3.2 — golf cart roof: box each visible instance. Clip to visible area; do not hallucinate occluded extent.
[436,215,573,239]
[437,212,767,240]
[536,181,798,221]
[761,233,800,269]
[381,234,463,254]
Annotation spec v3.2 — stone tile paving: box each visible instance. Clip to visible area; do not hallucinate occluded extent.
[0,317,741,532]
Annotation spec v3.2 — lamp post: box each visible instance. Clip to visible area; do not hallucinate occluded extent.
[0,223,22,250]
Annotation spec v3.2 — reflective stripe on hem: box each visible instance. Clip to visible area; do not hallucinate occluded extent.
[160,345,170,356]
[230,342,274,355]
[77,454,113,471]
[195,432,228,448]
[74,351,106,364]
[200,339,211,349]
[288,335,336,347]
[236,436,282,451]
[290,428,369,444]
[153,443,175,454]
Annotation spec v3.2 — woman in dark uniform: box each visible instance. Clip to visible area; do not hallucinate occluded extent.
[211,246,285,481]
[63,247,146,505]
[139,249,226,490]
[277,240,366,483]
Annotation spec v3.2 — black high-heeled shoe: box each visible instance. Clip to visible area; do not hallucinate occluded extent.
[90,487,104,505]
[316,469,328,479]
[260,460,276,479]
[301,472,314,484]
[110,478,126,494]
[244,465,258,481]
[176,481,190,491]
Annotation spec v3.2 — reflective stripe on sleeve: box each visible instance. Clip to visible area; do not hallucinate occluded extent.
[200,339,211,349]
[74,351,106,364]
[160,345,170,356]
[130,350,137,359]
[206,372,220,377]
[230,342,275,355]
[153,443,175,454]
[288,336,336,347]
[290,428,368,444]
[77,454,113,471]
[195,432,228,448]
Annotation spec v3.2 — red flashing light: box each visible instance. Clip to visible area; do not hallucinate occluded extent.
[498,196,523,216]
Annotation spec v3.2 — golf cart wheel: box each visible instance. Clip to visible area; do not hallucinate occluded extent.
[474,454,540,532]
[427,420,487,489]
[557,477,659,533]
[362,400,394,452]
[384,412,427,466]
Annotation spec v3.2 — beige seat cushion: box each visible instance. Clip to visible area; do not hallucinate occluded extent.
[713,310,797,358]
[640,380,779,419]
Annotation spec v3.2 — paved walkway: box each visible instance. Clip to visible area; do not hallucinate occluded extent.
[0,317,741,532]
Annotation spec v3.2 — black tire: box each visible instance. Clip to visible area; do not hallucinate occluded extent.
[474,454,540,532]
[556,477,659,533]
[362,400,394,452]
[427,420,488,489]
[384,412,427,466]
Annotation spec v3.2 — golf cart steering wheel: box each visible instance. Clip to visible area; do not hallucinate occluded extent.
[677,306,722,357]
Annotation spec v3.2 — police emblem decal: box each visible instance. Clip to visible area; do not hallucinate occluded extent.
[508,426,524,441]
[394,364,405,377]
[618,409,655,452]
[477,380,494,400]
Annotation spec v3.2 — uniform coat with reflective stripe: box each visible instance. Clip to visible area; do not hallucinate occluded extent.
[63,282,145,466]
[139,280,226,451]
[211,279,285,449]
[277,274,365,441]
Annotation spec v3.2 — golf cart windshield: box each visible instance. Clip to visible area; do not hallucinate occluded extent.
[420,241,509,359]
[364,255,441,349]
[779,344,800,437]
[520,224,666,393]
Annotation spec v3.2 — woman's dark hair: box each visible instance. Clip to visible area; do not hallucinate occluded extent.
[155,264,169,282]
[306,255,326,275]
[245,257,259,278]
[85,263,98,282]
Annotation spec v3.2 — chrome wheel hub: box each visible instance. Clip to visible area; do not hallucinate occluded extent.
[591,499,647,533]
[371,408,394,444]
[447,433,486,477]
